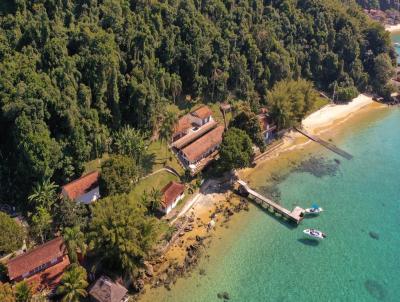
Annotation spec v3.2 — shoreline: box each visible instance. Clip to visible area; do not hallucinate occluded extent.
[385,23,400,33]
[138,94,386,300]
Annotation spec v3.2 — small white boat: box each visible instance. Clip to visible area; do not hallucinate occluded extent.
[305,207,324,215]
[394,42,400,47]
[303,228,327,239]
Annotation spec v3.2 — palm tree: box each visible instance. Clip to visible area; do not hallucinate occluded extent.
[62,227,87,263]
[28,179,58,211]
[15,281,32,302]
[56,265,88,302]
[170,73,182,103]
[149,188,162,213]
[159,111,177,158]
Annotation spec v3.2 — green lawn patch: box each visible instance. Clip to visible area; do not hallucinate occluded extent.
[129,170,179,201]
[84,154,110,174]
[146,140,184,175]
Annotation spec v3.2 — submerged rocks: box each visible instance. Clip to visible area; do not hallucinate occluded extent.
[364,279,386,300]
[217,291,230,300]
[369,231,379,240]
[295,156,339,178]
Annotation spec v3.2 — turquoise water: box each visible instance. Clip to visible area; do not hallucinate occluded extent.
[393,32,400,63]
[144,106,400,301]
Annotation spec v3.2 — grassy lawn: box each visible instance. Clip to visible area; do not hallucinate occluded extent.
[128,171,179,201]
[84,154,110,174]
[146,140,184,175]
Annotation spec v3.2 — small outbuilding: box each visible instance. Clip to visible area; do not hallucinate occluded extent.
[160,181,185,215]
[61,171,100,204]
[88,275,129,302]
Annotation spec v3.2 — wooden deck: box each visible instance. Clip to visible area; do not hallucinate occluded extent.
[295,127,353,160]
[237,180,304,224]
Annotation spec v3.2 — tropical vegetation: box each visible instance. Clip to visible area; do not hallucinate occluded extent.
[56,265,88,302]
[0,0,395,207]
[219,127,254,171]
[0,212,25,254]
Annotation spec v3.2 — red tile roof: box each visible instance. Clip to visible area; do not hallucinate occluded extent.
[7,237,67,281]
[191,106,213,119]
[172,120,218,149]
[89,275,128,302]
[173,115,193,134]
[182,125,224,162]
[161,181,185,208]
[26,255,70,292]
[62,171,99,200]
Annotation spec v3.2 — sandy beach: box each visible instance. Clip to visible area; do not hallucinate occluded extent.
[302,94,374,134]
[385,23,400,33]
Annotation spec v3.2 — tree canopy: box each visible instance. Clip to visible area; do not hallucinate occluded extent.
[89,194,160,276]
[99,155,139,196]
[0,212,25,255]
[0,0,395,205]
[230,106,265,150]
[268,79,321,129]
[219,127,253,171]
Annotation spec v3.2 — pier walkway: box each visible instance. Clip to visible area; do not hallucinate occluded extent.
[295,127,353,160]
[237,180,304,224]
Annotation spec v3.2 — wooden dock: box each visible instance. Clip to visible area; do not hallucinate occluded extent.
[237,180,304,224]
[295,127,353,160]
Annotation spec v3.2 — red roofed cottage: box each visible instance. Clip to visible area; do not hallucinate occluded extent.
[62,171,100,204]
[160,181,185,214]
[190,105,213,126]
[7,237,70,290]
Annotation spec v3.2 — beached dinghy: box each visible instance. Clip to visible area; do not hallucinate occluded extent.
[305,204,324,215]
[303,229,327,239]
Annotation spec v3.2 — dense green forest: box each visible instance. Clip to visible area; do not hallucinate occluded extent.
[0,0,395,206]
[356,0,400,10]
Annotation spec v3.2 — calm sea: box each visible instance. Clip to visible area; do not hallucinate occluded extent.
[142,36,400,302]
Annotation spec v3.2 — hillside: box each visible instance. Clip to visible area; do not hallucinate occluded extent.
[0,0,395,205]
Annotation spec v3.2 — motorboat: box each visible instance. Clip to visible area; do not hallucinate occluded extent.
[394,42,400,47]
[305,203,323,215]
[303,228,327,239]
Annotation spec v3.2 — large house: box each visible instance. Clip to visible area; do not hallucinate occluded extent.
[160,181,185,215]
[6,237,70,291]
[179,125,225,167]
[61,171,100,204]
[88,275,129,302]
[171,105,214,142]
[171,106,224,175]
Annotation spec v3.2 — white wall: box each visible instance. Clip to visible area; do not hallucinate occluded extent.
[76,187,100,204]
[163,193,184,215]
[191,115,212,126]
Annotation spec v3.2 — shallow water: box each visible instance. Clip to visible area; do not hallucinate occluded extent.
[142,106,400,302]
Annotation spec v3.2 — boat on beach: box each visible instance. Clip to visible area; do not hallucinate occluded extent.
[303,229,327,239]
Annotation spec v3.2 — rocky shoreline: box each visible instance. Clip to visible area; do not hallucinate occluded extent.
[134,194,249,300]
